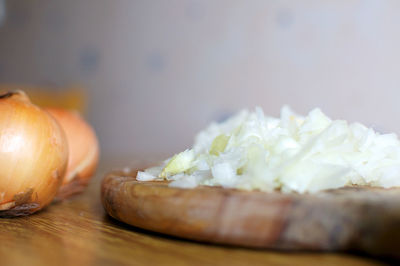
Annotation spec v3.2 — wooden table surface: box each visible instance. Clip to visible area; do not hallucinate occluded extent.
[0,158,393,266]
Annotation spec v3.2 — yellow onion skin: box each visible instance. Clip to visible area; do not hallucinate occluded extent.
[46,108,99,199]
[0,91,68,217]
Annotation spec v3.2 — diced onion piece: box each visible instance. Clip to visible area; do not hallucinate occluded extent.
[160,149,195,178]
[209,134,230,155]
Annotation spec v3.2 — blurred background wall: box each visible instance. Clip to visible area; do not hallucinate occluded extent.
[0,0,400,160]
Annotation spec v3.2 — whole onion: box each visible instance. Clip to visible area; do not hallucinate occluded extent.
[0,91,69,217]
[46,108,99,199]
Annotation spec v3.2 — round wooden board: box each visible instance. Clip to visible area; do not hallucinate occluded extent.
[101,169,400,259]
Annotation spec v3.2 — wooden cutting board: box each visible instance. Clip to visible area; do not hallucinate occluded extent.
[101,169,400,259]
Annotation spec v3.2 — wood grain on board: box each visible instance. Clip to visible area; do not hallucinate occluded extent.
[102,169,400,259]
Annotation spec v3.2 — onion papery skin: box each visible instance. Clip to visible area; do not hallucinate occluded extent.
[46,108,99,199]
[0,91,68,217]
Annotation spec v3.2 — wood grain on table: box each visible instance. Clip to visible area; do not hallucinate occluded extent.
[0,159,391,266]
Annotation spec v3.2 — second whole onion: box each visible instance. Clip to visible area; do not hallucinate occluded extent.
[45,108,99,199]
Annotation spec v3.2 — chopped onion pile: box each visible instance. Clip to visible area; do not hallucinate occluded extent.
[138,106,400,193]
